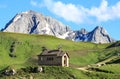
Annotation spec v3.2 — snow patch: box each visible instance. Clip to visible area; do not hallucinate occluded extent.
[14,15,21,22]
[22,11,29,14]
[41,23,51,34]
[57,33,66,39]
[57,32,69,39]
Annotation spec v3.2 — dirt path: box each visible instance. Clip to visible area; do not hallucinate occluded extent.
[96,56,120,65]
[75,65,94,72]
[76,56,120,72]
[77,67,90,72]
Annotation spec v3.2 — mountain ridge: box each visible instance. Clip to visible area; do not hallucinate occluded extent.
[2,10,115,43]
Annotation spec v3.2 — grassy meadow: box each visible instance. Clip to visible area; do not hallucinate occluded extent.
[0,32,120,79]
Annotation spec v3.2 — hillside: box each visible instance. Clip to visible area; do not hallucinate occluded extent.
[0,32,120,79]
[106,41,120,48]
[0,32,108,68]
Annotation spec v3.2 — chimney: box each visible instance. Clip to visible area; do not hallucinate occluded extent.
[42,46,47,52]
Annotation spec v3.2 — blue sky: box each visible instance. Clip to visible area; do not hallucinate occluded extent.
[0,0,120,40]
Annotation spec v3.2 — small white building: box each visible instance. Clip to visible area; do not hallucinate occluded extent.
[38,48,69,67]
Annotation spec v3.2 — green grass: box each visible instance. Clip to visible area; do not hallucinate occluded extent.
[2,65,120,79]
[1,32,120,79]
[70,50,99,67]
[85,64,120,79]
[0,32,109,69]
[0,66,91,79]
[99,64,120,74]
[84,71,120,79]
[98,46,120,62]
[106,41,120,48]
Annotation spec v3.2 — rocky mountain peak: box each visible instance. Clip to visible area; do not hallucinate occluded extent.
[72,26,115,43]
[94,26,102,29]
[92,26,108,36]
[21,10,41,15]
[80,28,88,34]
[3,10,70,36]
[88,26,115,43]
[93,26,107,33]
[2,10,115,43]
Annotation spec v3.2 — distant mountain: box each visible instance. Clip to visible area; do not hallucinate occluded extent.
[63,26,115,43]
[3,10,71,37]
[75,26,115,43]
[2,10,115,43]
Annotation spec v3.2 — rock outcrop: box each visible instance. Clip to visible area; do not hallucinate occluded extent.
[2,10,115,43]
[3,10,71,37]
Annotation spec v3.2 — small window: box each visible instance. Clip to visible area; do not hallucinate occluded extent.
[40,57,43,61]
[47,57,53,61]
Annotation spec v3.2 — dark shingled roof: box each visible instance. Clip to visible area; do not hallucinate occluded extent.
[39,49,68,57]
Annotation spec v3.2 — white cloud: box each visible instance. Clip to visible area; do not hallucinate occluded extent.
[30,0,44,8]
[30,0,38,6]
[52,1,85,23]
[43,0,87,24]
[88,0,120,21]
[31,0,120,24]
[89,0,110,21]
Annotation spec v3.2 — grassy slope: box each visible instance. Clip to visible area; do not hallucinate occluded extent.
[1,66,90,79]
[86,43,120,79]
[0,32,109,69]
[1,32,120,79]
[86,64,120,79]
[99,64,120,74]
